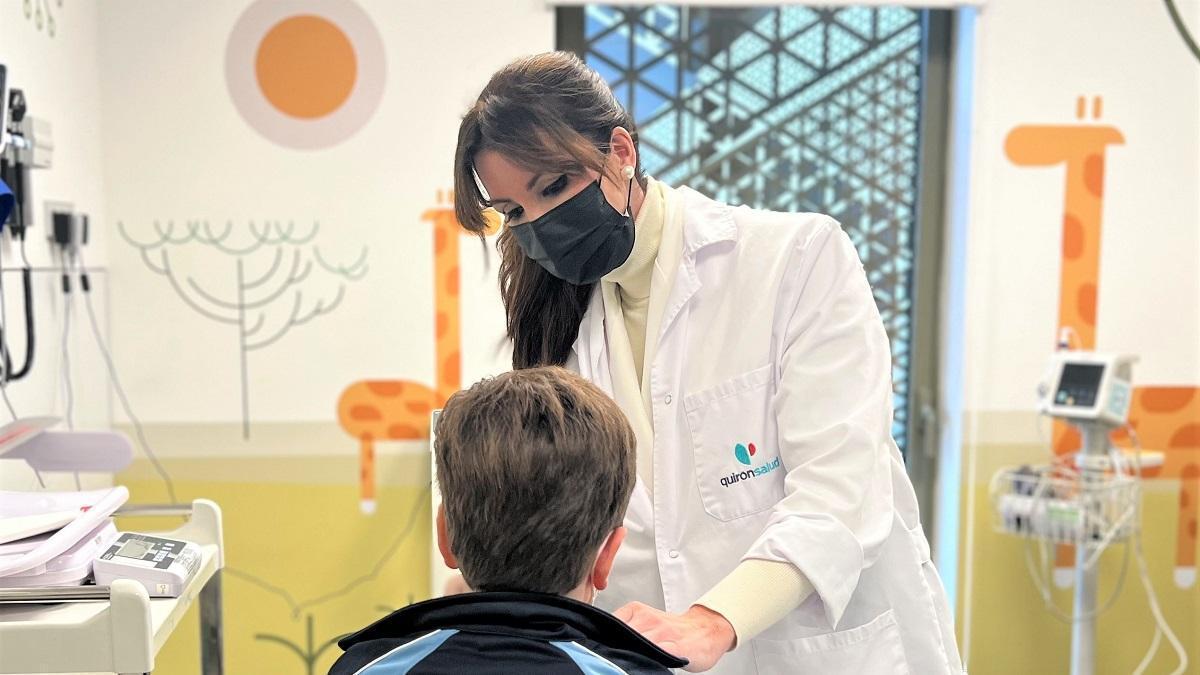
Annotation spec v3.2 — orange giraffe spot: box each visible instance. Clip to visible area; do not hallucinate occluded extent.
[349,405,382,421]
[1141,388,1196,413]
[443,352,461,390]
[436,311,449,339]
[1062,214,1084,259]
[360,438,375,505]
[1169,425,1200,448]
[1083,154,1105,197]
[435,227,448,255]
[446,265,460,296]
[406,400,433,415]
[387,424,423,438]
[1182,489,1191,509]
[1076,283,1097,326]
[367,381,405,397]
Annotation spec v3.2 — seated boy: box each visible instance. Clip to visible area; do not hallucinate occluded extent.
[329,367,685,674]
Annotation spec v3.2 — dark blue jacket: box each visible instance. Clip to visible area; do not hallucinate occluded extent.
[329,592,686,674]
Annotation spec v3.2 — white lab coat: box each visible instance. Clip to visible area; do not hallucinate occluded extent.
[572,187,963,674]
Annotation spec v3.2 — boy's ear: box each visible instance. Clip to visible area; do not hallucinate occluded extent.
[591,526,626,592]
[436,504,459,570]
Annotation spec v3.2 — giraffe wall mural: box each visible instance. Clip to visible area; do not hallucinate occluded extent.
[1005,95,1200,589]
[337,191,500,514]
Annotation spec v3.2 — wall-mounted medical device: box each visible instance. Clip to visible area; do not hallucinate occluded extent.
[1,63,55,234]
[0,64,51,385]
[0,65,8,157]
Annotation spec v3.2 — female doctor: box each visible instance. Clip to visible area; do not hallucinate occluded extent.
[452,52,962,674]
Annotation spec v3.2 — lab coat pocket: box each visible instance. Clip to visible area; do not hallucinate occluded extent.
[685,365,784,522]
[751,610,910,675]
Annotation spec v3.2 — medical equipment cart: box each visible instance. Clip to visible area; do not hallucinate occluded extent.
[0,499,224,675]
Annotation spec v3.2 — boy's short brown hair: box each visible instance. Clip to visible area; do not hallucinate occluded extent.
[434,366,635,595]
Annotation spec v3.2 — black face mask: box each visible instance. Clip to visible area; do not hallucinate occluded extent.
[511,175,635,285]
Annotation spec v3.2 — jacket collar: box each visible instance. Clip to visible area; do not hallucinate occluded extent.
[675,186,738,256]
[338,591,687,669]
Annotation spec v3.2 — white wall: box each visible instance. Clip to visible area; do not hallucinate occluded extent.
[0,1,112,491]
[97,0,551,430]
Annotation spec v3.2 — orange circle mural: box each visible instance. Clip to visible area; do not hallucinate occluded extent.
[226,0,385,149]
[256,15,357,119]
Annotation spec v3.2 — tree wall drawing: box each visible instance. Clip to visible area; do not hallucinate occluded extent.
[120,219,368,438]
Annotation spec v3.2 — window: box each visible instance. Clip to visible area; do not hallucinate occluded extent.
[559,6,950,469]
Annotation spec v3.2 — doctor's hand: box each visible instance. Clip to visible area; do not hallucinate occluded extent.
[614,602,736,672]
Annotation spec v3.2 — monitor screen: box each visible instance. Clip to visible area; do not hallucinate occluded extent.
[116,538,153,559]
[1054,363,1105,408]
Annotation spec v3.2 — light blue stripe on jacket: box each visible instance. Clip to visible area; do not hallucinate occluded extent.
[551,640,632,674]
[353,629,458,675]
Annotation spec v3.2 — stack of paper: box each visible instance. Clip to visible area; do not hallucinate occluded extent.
[0,487,128,587]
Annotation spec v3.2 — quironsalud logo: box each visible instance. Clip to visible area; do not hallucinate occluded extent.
[721,442,782,488]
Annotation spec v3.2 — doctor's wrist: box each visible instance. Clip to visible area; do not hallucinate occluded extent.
[686,604,737,652]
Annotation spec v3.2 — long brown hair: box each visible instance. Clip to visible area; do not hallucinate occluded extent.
[453,52,644,369]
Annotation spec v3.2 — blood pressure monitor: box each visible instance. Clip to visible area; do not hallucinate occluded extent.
[93,532,202,597]
[1038,351,1135,426]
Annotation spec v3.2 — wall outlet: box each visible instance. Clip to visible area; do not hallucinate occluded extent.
[44,199,87,250]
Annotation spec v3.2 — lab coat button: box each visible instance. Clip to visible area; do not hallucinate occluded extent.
[664,394,673,405]
[668,549,680,559]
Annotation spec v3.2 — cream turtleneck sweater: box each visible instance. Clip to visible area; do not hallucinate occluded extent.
[600,179,813,648]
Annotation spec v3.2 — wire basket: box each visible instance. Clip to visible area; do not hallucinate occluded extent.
[990,461,1139,546]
